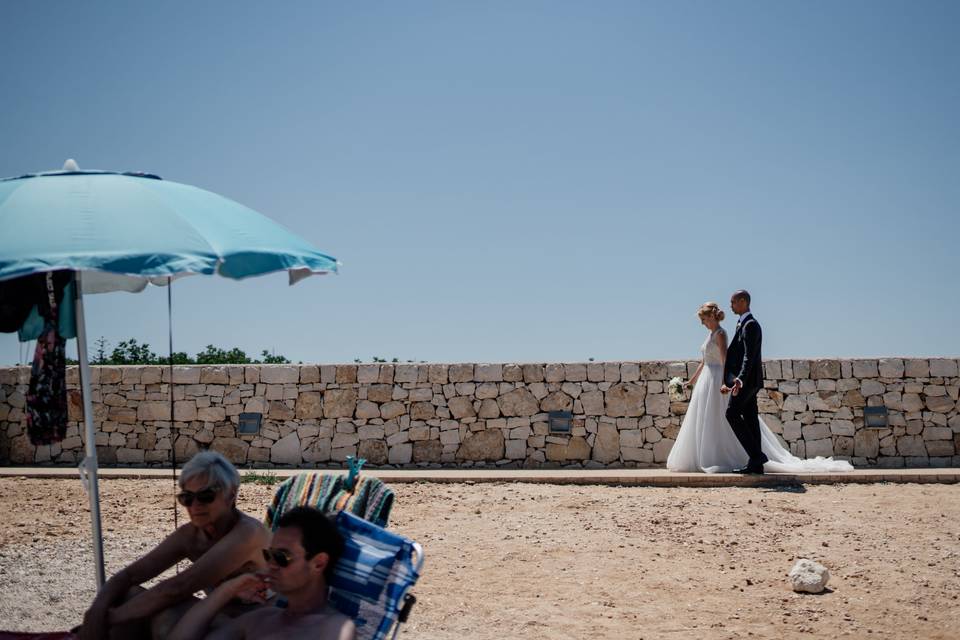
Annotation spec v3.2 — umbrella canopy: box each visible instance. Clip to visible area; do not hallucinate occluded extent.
[0,160,340,591]
[0,164,338,289]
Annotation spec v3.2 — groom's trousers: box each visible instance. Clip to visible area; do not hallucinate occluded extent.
[725,388,767,466]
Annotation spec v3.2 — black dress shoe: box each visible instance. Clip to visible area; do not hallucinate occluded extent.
[733,464,765,475]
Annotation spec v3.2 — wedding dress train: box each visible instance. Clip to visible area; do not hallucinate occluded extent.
[666,330,854,473]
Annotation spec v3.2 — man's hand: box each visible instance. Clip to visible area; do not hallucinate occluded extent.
[223,573,271,605]
[731,379,742,397]
[169,573,270,640]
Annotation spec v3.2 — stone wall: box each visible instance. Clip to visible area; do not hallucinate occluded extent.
[1,359,958,469]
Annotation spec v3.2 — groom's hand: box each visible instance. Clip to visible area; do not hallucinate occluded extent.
[731,379,742,396]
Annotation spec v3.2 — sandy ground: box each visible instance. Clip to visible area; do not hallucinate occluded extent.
[0,477,958,639]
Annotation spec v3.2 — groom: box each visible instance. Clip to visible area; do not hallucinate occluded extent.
[720,290,768,474]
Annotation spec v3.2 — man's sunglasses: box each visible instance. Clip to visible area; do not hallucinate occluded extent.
[176,488,219,507]
[262,548,294,568]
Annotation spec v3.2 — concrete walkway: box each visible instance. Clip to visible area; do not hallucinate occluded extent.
[2,466,958,487]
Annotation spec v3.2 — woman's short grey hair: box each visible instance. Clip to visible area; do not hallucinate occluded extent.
[179,451,240,495]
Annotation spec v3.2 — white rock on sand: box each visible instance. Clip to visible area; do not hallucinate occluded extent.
[789,558,831,593]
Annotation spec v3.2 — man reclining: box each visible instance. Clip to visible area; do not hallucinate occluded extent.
[168,506,356,640]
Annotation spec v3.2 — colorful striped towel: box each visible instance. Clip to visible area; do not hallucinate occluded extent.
[265,473,395,530]
[265,473,343,529]
[329,476,394,528]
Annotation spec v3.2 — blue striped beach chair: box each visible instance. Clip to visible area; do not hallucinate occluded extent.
[266,473,422,640]
[329,510,423,640]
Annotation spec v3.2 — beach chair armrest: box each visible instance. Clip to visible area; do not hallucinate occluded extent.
[411,541,425,574]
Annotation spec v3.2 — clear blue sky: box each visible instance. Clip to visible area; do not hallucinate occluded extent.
[2,1,958,365]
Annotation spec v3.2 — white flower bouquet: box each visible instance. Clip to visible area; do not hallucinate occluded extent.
[667,376,686,402]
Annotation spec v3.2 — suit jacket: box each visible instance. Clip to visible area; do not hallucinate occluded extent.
[724,313,763,393]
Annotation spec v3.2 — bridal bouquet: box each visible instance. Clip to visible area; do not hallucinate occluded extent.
[667,376,686,402]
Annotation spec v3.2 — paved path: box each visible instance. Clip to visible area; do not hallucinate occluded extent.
[2,466,958,487]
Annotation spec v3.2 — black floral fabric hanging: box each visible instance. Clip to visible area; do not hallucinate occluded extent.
[25,272,72,445]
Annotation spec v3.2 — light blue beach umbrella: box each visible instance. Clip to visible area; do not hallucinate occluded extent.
[0,160,340,588]
[0,160,338,285]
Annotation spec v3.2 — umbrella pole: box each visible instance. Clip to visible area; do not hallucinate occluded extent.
[74,273,106,589]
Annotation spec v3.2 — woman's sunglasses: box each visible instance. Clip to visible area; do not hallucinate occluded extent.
[176,488,219,507]
[262,548,294,568]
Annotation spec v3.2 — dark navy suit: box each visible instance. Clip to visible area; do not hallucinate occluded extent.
[723,313,767,470]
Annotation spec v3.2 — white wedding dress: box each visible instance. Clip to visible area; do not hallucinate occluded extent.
[666,329,854,473]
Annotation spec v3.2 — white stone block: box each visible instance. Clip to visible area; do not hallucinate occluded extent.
[929,359,959,377]
[878,358,905,378]
[805,437,834,458]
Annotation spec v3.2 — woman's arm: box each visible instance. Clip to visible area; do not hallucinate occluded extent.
[79,568,134,640]
[79,526,189,639]
[109,518,268,625]
[716,329,728,364]
[686,361,704,388]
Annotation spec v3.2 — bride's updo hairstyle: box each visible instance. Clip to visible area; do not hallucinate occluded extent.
[697,302,725,322]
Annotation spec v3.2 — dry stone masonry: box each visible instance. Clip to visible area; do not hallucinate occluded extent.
[1,358,958,469]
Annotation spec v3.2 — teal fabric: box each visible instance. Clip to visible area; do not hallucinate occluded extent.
[0,171,339,283]
[345,455,367,491]
[18,280,77,341]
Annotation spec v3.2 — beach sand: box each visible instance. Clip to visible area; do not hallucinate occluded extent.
[0,477,958,639]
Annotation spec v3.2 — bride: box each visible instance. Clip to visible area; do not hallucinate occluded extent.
[666,302,853,473]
